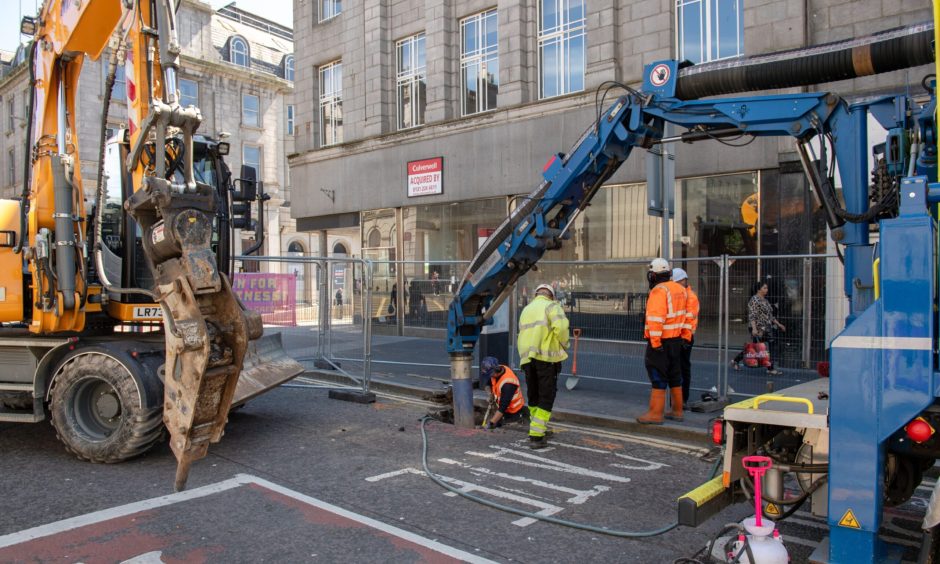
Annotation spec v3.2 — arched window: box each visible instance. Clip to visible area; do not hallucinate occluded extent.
[230,37,250,68]
[367,228,381,248]
[284,55,295,81]
[287,241,305,254]
[333,242,349,256]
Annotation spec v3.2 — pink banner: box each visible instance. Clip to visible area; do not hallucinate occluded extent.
[233,273,297,327]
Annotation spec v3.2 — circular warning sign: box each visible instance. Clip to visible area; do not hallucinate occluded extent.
[650,64,671,87]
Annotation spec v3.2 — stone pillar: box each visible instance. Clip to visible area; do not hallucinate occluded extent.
[424,0,457,123]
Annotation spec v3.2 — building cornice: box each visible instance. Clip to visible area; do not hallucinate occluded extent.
[288,90,593,166]
[0,62,29,93]
[179,54,293,94]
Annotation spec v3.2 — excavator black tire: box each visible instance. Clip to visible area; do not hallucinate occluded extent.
[49,353,164,463]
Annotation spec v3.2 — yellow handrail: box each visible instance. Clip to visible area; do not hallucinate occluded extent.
[752,394,814,415]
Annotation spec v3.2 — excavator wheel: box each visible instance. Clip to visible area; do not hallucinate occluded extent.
[49,353,164,463]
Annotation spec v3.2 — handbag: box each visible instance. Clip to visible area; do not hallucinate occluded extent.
[743,342,760,368]
[754,341,771,368]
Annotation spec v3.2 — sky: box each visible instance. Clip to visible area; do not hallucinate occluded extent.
[1,0,293,53]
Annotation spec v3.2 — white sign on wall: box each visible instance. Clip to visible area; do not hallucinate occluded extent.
[407,157,443,197]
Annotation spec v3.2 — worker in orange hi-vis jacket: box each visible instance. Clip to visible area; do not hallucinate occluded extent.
[637,259,687,425]
[673,268,699,406]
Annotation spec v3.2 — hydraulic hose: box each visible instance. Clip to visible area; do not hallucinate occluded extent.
[419,416,720,538]
[676,21,934,100]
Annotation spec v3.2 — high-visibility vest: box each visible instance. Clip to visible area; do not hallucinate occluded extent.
[682,287,700,342]
[644,280,688,348]
[517,295,569,365]
[491,366,525,414]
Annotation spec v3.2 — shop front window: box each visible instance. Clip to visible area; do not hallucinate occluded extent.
[676,172,759,258]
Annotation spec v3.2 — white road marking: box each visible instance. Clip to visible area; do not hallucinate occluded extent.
[551,441,669,470]
[465,447,632,484]
[0,477,245,549]
[0,474,495,564]
[363,467,563,528]
[120,552,165,564]
[438,458,610,504]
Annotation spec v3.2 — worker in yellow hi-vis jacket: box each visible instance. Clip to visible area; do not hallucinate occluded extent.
[517,284,569,449]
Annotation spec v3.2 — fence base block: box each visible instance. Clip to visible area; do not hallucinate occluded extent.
[688,397,729,413]
[328,389,377,404]
[315,359,340,370]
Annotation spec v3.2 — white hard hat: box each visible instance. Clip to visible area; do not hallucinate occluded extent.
[535,284,555,298]
[672,268,688,282]
[649,258,670,273]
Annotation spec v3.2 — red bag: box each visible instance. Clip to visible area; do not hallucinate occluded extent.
[743,342,760,367]
[754,342,771,368]
[743,341,771,368]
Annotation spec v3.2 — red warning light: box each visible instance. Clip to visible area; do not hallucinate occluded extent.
[711,418,725,445]
[905,417,935,443]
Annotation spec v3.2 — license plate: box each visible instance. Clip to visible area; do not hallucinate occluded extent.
[133,306,163,319]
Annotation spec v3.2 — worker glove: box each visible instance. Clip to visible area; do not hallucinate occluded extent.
[483,421,497,430]
[682,341,693,351]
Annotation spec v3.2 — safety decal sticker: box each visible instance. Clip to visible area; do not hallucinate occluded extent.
[764,503,781,517]
[838,509,861,529]
[649,64,670,87]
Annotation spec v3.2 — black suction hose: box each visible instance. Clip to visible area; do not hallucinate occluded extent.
[676,21,934,100]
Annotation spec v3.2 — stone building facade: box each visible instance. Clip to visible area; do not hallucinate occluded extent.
[289,0,932,262]
[0,1,334,278]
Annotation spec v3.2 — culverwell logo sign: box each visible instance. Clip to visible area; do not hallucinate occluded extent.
[407,157,443,197]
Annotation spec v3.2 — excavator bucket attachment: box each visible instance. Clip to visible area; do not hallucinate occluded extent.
[232,332,304,408]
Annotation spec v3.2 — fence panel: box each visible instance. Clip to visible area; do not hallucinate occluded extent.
[723,255,840,397]
[234,254,845,403]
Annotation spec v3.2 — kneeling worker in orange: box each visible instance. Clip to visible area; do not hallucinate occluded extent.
[480,356,526,429]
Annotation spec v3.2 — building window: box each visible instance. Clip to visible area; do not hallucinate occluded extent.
[7,97,13,132]
[230,37,250,67]
[111,64,126,102]
[7,148,14,184]
[242,145,261,179]
[319,61,343,146]
[538,0,586,99]
[320,0,341,21]
[676,0,743,63]
[287,104,295,136]
[179,78,198,108]
[396,34,426,130]
[460,9,499,116]
[284,55,295,81]
[242,93,260,127]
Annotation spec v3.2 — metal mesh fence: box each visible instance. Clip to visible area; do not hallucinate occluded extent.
[235,254,845,399]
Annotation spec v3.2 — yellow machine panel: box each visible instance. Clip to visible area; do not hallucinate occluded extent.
[0,200,24,322]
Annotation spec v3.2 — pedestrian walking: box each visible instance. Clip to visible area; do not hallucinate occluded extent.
[637,258,687,425]
[673,268,699,404]
[517,283,569,449]
[479,356,526,429]
[731,281,786,375]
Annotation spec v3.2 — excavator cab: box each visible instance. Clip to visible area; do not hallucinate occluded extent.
[96,130,233,317]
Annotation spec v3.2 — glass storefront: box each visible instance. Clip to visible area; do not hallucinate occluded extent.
[356,171,829,339]
[362,198,506,327]
[675,172,760,259]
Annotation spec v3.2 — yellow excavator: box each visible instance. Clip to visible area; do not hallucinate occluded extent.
[0,0,303,490]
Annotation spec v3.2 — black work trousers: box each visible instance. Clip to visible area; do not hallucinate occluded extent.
[523,359,560,412]
[680,337,693,403]
[644,337,684,390]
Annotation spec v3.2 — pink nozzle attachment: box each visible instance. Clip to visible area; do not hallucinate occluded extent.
[742,455,773,527]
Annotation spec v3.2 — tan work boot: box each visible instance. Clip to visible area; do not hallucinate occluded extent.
[665,387,684,422]
[636,389,666,425]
